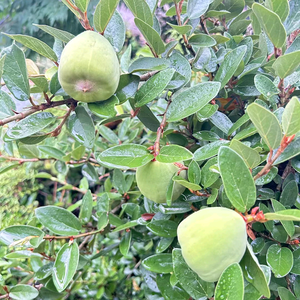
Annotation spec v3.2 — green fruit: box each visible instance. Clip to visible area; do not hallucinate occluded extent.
[177,207,247,282]
[58,31,120,103]
[136,161,186,203]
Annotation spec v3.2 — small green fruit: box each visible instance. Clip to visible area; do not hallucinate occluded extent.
[58,31,120,103]
[136,161,186,203]
[177,207,247,282]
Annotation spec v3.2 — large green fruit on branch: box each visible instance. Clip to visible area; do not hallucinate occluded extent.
[136,161,187,203]
[58,31,120,102]
[178,207,247,282]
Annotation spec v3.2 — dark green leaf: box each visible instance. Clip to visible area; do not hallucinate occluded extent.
[142,254,173,273]
[194,140,229,161]
[156,145,193,163]
[9,285,39,300]
[146,220,178,238]
[79,190,93,223]
[34,24,74,43]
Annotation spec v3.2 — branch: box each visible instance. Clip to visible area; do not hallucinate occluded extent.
[140,71,159,81]
[153,99,172,157]
[43,228,104,240]
[0,98,77,126]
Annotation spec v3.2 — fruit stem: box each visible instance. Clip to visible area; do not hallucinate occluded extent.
[153,99,172,157]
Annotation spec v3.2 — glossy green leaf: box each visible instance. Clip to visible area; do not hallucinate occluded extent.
[265,0,289,22]
[189,34,216,47]
[119,231,131,256]
[219,146,256,212]
[35,206,82,235]
[0,225,44,247]
[187,0,210,19]
[134,69,175,107]
[265,209,300,221]
[74,0,89,11]
[193,131,220,142]
[222,0,245,19]
[271,199,295,237]
[2,44,30,101]
[98,125,119,144]
[252,3,286,48]
[210,111,234,134]
[53,242,79,292]
[0,163,19,175]
[34,24,74,43]
[230,139,260,169]
[115,74,139,103]
[134,18,165,56]
[156,274,189,300]
[172,176,201,191]
[247,103,282,149]
[172,249,214,299]
[274,136,300,164]
[291,248,300,275]
[146,220,178,238]
[159,201,192,214]
[278,287,297,300]
[104,10,125,53]
[123,0,153,26]
[188,160,201,185]
[194,140,229,161]
[272,51,300,78]
[88,96,118,119]
[166,81,220,122]
[167,23,192,35]
[6,112,55,140]
[79,190,93,223]
[266,244,293,277]
[38,146,66,161]
[280,180,298,207]
[67,106,95,149]
[282,97,300,136]
[9,285,39,300]
[3,33,58,62]
[128,57,169,73]
[93,0,119,33]
[254,74,279,98]
[201,157,219,188]
[240,244,271,298]
[215,263,244,300]
[0,90,16,119]
[156,237,174,253]
[98,144,153,169]
[214,46,247,89]
[253,166,278,185]
[156,145,193,163]
[49,71,61,95]
[142,254,173,273]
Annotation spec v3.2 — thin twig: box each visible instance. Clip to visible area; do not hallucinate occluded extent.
[0,98,77,126]
[43,228,104,240]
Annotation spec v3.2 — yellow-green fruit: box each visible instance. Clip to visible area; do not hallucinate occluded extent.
[58,31,120,103]
[177,207,247,282]
[136,161,186,203]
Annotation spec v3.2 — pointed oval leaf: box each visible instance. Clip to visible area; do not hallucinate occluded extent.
[265,209,300,221]
[252,3,286,48]
[94,0,120,33]
[230,139,261,169]
[194,140,230,161]
[67,106,95,149]
[142,253,173,273]
[278,287,297,300]
[38,146,66,161]
[79,190,93,223]
[172,249,214,299]
[6,112,55,140]
[34,24,74,43]
[35,206,82,235]
[9,285,39,300]
[282,97,300,136]
[219,146,256,212]
[188,160,201,184]
[2,44,30,101]
[123,0,153,26]
[135,68,175,107]
[272,51,300,79]
[0,90,16,119]
[215,263,244,300]
[240,244,271,298]
[0,225,44,247]
[146,220,178,238]
[187,0,210,19]
[189,34,217,47]
[247,103,282,149]
[97,144,153,169]
[156,145,193,163]
[53,242,79,292]
[3,33,58,62]
[119,230,132,256]
[274,136,300,165]
[254,74,279,98]
[88,95,118,118]
[134,18,165,55]
[266,244,293,278]
[166,81,220,122]
[128,57,169,73]
[167,23,192,35]
[214,46,247,89]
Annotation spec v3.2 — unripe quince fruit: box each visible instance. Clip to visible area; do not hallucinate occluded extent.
[136,161,186,203]
[58,31,120,103]
[177,207,247,282]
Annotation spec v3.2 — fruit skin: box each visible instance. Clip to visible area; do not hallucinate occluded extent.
[136,161,187,203]
[58,31,120,103]
[177,207,247,282]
